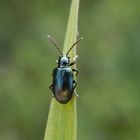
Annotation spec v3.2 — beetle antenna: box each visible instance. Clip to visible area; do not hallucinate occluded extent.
[66,37,83,55]
[48,35,63,55]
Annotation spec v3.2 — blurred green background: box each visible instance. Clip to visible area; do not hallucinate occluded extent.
[0,0,140,140]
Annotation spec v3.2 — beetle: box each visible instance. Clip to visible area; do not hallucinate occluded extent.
[48,35,83,104]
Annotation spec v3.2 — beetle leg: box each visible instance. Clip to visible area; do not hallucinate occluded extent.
[73,55,78,61]
[49,84,53,91]
[69,55,78,66]
[74,91,79,98]
[72,68,79,75]
[56,60,58,63]
[73,80,79,97]
[49,84,54,97]
[73,80,77,89]
[69,61,76,66]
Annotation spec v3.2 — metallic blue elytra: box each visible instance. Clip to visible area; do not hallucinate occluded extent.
[52,61,75,103]
[48,35,83,104]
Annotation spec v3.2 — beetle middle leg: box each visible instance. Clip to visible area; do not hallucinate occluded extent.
[49,84,52,90]
[49,84,54,97]
[72,68,79,75]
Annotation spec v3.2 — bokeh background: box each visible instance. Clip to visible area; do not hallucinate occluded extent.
[0,0,140,140]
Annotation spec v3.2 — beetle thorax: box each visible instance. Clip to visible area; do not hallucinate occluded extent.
[59,55,70,68]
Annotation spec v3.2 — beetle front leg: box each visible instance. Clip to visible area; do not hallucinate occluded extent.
[69,61,76,66]
[56,59,58,63]
[69,55,78,66]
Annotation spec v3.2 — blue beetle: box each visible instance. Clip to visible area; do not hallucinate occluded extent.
[48,35,83,104]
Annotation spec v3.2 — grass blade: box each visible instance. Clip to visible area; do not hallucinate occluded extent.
[44,0,80,139]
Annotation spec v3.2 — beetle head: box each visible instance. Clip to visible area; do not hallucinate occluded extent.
[58,55,70,67]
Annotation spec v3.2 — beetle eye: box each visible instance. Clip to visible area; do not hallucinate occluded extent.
[63,62,67,65]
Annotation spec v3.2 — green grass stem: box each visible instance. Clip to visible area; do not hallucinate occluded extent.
[44,0,80,139]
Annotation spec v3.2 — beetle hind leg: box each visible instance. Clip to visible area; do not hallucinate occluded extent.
[73,80,79,97]
[74,91,79,98]
[73,80,77,89]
